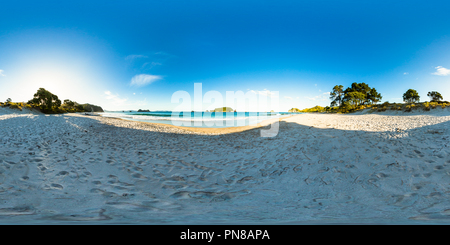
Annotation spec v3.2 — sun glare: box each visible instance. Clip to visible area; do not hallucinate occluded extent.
[17,62,88,103]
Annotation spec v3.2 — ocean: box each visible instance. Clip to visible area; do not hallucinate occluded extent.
[99,111,300,127]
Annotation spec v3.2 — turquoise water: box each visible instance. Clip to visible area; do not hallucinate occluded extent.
[100,111,301,127]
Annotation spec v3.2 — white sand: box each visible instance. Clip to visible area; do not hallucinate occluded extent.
[1,106,450,224]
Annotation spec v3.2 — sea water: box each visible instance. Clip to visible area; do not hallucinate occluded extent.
[99,111,300,128]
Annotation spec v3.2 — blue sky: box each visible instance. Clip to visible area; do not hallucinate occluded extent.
[1,0,450,111]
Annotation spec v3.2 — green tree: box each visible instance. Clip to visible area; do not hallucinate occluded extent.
[329,82,382,112]
[403,89,420,103]
[367,87,382,104]
[427,91,443,102]
[345,91,366,107]
[28,88,61,112]
[329,85,344,107]
[63,99,75,107]
[346,83,368,104]
[332,82,382,107]
[340,101,353,113]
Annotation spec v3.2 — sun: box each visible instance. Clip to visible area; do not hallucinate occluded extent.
[11,59,91,104]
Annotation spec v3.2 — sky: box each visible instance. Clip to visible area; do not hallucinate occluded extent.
[1,0,450,111]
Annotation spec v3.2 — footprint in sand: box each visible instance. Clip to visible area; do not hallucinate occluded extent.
[50,183,64,190]
[153,170,165,178]
[170,191,191,199]
[413,150,425,158]
[92,180,102,185]
[48,209,111,221]
[106,158,116,165]
[392,193,418,207]
[56,171,69,177]
[37,163,47,172]
[78,171,92,183]
[0,206,35,216]
[131,173,147,180]
[90,188,105,194]
[102,191,119,198]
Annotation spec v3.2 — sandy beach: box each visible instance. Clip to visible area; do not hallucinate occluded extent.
[1,106,450,224]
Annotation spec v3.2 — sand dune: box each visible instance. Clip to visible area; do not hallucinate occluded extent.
[1,107,450,224]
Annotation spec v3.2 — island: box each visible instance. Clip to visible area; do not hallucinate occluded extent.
[214,107,234,112]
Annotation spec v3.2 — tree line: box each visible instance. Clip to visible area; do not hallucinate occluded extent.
[329,82,382,112]
[328,83,446,112]
[2,88,103,114]
[290,83,446,113]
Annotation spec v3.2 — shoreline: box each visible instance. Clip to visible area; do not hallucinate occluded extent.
[94,113,296,135]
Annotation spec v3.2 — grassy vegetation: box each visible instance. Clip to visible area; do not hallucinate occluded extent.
[370,101,449,113]
[290,86,449,114]
[1,101,27,111]
[291,101,450,114]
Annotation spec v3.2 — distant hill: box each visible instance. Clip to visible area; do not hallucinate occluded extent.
[78,103,104,112]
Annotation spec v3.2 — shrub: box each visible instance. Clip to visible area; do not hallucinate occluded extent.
[405,105,411,112]
[9,103,22,111]
[377,106,387,112]
[357,105,366,110]
[430,102,438,109]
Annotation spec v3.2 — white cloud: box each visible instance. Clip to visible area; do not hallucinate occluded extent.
[403,72,409,75]
[105,91,127,105]
[249,89,278,97]
[306,92,330,101]
[0,70,5,77]
[125,54,148,60]
[284,96,292,100]
[130,74,162,87]
[142,62,162,69]
[432,66,450,76]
